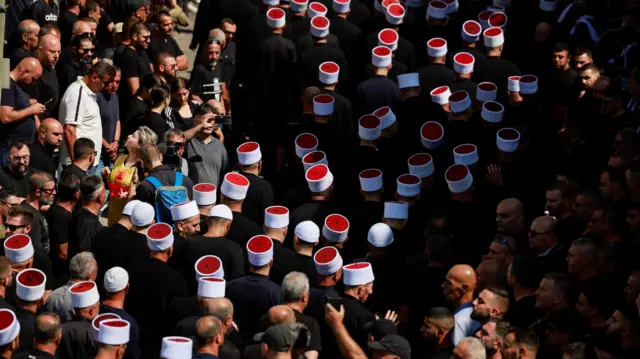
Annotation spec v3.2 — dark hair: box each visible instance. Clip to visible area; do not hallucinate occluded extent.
[581,282,614,318]
[8,205,34,225]
[154,9,171,21]
[39,24,60,37]
[553,42,570,54]
[510,256,543,289]
[547,180,573,200]
[73,138,96,159]
[574,47,593,58]
[150,86,170,107]
[58,173,80,202]
[543,272,576,305]
[580,63,601,74]
[81,16,97,24]
[88,60,116,78]
[139,144,161,165]
[169,77,189,93]
[562,342,597,359]
[82,0,100,15]
[130,22,149,38]
[140,73,163,91]
[507,328,539,352]
[28,173,54,194]
[487,318,510,340]
[8,140,27,152]
[34,313,61,344]
[72,34,93,48]
[0,188,17,203]
[79,175,104,202]
[426,307,452,320]
[194,103,216,118]
[604,167,627,188]
[425,235,451,264]
[155,52,174,66]
[220,18,235,27]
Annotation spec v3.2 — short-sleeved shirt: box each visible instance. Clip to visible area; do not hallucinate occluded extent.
[97,92,120,144]
[186,136,229,186]
[190,63,229,103]
[0,78,35,146]
[29,0,58,25]
[58,10,79,47]
[36,65,60,119]
[58,77,103,166]
[115,46,152,104]
[10,48,34,69]
[149,34,184,62]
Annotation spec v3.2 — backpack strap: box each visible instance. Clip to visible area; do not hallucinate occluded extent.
[174,172,183,187]
[146,175,164,221]
[146,176,162,189]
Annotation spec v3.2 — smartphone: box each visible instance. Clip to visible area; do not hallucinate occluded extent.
[44,98,53,105]
[327,297,342,310]
[215,115,232,126]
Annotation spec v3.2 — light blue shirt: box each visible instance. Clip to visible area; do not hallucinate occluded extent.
[453,301,481,345]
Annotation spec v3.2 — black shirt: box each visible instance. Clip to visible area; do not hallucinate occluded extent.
[0,79,35,146]
[61,164,88,180]
[29,141,56,177]
[503,295,541,328]
[293,309,323,352]
[356,75,401,115]
[418,63,456,93]
[68,207,102,259]
[14,348,56,358]
[341,294,375,351]
[0,165,37,197]
[10,48,34,70]
[226,212,262,248]
[190,63,229,103]
[91,222,129,291]
[115,46,152,106]
[45,203,72,279]
[144,111,170,140]
[28,0,58,25]
[100,304,141,359]
[149,34,184,61]
[108,231,149,271]
[15,308,36,353]
[58,10,80,47]
[226,273,281,338]
[97,92,120,145]
[35,65,59,119]
[122,97,148,139]
[239,172,274,227]
[59,317,96,359]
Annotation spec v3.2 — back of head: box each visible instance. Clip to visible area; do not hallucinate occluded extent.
[562,342,597,359]
[79,175,104,203]
[268,305,295,325]
[509,328,539,354]
[203,298,233,322]
[139,144,161,168]
[88,60,116,79]
[28,172,54,195]
[150,86,170,107]
[426,307,454,330]
[73,138,95,160]
[8,205,34,225]
[69,252,96,280]
[58,173,80,202]
[35,313,61,344]
[510,256,543,289]
[281,272,310,304]
[195,316,222,348]
[457,337,486,359]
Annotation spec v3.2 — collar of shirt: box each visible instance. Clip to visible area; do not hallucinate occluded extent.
[538,247,553,257]
[454,301,473,315]
[76,76,97,98]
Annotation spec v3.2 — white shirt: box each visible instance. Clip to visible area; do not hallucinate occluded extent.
[453,302,481,345]
[58,77,102,167]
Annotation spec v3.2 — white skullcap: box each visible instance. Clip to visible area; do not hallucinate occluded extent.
[104,267,129,293]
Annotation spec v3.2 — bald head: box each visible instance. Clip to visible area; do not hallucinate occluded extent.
[532,216,556,233]
[19,20,40,51]
[195,316,223,348]
[72,21,92,37]
[19,19,40,34]
[268,305,295,325]
[500,198,524,215]
[38,35,61,67]
[497,198,524,235]
[12,58,43,85]
[450,264,477,287]
[203,298,234,321]
[476,259,501,291]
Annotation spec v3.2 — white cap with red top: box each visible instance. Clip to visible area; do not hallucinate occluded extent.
[3,234,34,264]
[385,3,405,25]
[408,153,434,178]
[198,277,226,298]
[16,268,46,301]
[193,183,217,206]
[308,2,327,18]
[170,200,199,222]
[306,164,334,192]
[497,128,521,153]
[318,62,339,85]
[427,38,447,58]
[92,313,120,339]
[195,255,224,280]
[396,174,421,197]
[461,20,482,42]
[478,9,494,29]
[291,0,308,12]
[483,27,504,47]
[98,319,130,345]
[430,86,451,105]
[453,52,475,74]
[161,337,193,359]
[322,214,349,243]
[221,173,250,200]
[398,73,419,89]
[264,206,289,229]
[453,144,479,166]
[508,76,520,92]
[358,115,382,141]
[519,75,538,94]
[333,0,350,13]
[313,94,334,116]
[0,310,20,346]
[146,223,174,251]
[310,16,330,38]
[247,235,274,267]
[359,169,383,192]
[446,164,474,193]
[427,0,447,19]
[488,12,507,28]
[266,8,286,29]
[384,201,409,220]
[420,121,444,149]
[295,133,318,158]
[449,91,472,113]
[372,46,392,67]
[302,151,328,172]
[70,281,100,308]
[237,142,262,166]
[314,247,343,275]
[373,106,396,130]
[477,82,498,102]
[378,29,399,52]
[443,0,458,14]
[343,262,375,286]
[481,101,505,123]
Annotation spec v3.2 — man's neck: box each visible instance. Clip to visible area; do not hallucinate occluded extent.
[513,285,536,301]
[359,140,377,149]
[251,267,270,276]
[436,332,453,351]
[286,301,305,313]
[34,342,57,356]
[310,194,328,202]
[26,196,40,211]
[295,246,313,257]
[452,293,474,308]
[205,226,227,238]
[22,42,31,52]
[103,297,125,309]
[373,68,389,77]
[151,253,169,262]
[322,84,336,92]
[487,349,501,359]
[198,346,220,357]
[487,49,501,57]
[222,201,242,213]
[337,13,347,19]
[83,202,102,216]
[116,218,133,230]
[362,193,382,202]
[18,302,38,314]
[268,233,285,244]
[343,289,361,302]
[0,286,6,299]
[241,167,260,176]
[317,276,336,287]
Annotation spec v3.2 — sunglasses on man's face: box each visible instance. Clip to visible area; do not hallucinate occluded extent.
[5,223,27,231]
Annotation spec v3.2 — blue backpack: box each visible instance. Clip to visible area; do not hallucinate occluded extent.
[146,172,188,225]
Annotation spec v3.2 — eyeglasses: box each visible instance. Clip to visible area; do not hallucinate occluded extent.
[0,201,19,207]
[5,223,28,231]
[494,235,514,254]
[529,230,551,237]
[10,155,30,162]
[40,187,55,194]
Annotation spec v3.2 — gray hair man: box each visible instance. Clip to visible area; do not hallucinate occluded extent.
[281,272,321,359]
[42,252,98,322]
[453,337,486,359]
[29,312,62,357]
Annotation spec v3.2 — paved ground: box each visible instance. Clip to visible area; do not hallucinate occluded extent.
[173,12,198,74]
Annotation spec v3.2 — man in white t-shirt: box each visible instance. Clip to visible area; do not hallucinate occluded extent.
[58,60,116,174]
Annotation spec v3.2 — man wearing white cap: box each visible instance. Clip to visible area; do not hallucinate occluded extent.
[289,164,338,240]
[450,20,486,73]
[172,204,245,294]
[100,266,141,359]
[219,173,262,248]
[226,235,281,337]
[396,174,422,207]
[341,262,376,350]
[14,268,46,353]
[109,202,156,270]
[125,222,188,358]
[306,247,342,322]
[348,169,385,259]
[95,318,131,359]
[366,222,401,313]
[0,309,21,358]
[474,27,520,101]
[60,280,101,359]
[300,16,348,89]
[329,0,361,55]
[354,114,383,173]
[3,230,54,294]
[192,183,217,233]
[236,141,275,227]
[292,221,320,284]
[364,5,415,70]
[450,52,478,100]
[171,200,202,241]
[419,38,456,93]
[356,46,400,114]
[315,67,354,139]
[264,206,302,286]
[285,0,310,42]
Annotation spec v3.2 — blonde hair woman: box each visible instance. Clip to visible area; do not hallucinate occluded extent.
[103,126,158,225]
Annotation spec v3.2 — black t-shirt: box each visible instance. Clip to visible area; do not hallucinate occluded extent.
[97,92,120,144]
[10,48,34,69]
[45,203,72,278]
[97,9,114,54]
[190,63,228,102]
[29,0,58,25]
[0,79,35,146]
[36,65,60,119]
[29,141,56,177]
[144,111,170,140]
[68,207,103,258]
[149,34,184,62]
[122,97,148,139]
[61,164,88,180]
[58,10,79,47]
[293,310,322,352]
[115,45,152,106]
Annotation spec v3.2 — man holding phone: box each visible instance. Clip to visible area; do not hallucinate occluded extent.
[186,103,229,186]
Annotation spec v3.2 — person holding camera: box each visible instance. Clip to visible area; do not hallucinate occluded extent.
[186,102,229,187]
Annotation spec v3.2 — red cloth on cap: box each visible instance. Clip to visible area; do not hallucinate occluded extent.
[429,0,446,8]
[267,8,285,19]
[315,247,338,263]
[489,12,506,26]
[455,53,474,64]
[359,115,381,128]
[194,183,216,192]
[446,164,469,181]
[197,257,221,275]
[499,128,519,140]
[398,174,420,184]
[320,62,339,73]
[421,122,443,140]
[428,38,446,47]
[70,281,96,293]
[484,27,502,37]
[479,82,497,91]
[266,206,288,215]
[325,214,348,231]
[520,75,537,83]
[449,91,469,102]
[387,3,404,15]
[201,277,225,283]
[18,270,45,286]
[248,236,273,253]
[455,144,476,154]
[237,142,259,153]
[103,320,128,328]
[0,311,14,331]
[344,262,371,270]
[479,10,493,20]
[312,16,329,27]
[93,314,120,329]
[431,86,448,95]
[379,29,398,43]
[296,134,318,149]
[360,169,382,178]
[314,95,333,103]
[226,173,249,186]
[168,338,191,343]
[484,102,503,111]
[409,153,432,166]
[373,46,392,56]
[373,107,391,117]
[303,151,325,164]
[147,223,172,240]
[310,2,326,11]
[464,21,481,35]
[5,235,30,249]
[306,165,329,180]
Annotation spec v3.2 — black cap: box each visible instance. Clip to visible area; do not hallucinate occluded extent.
[258,323,308,353]
[367,335,411,359]
[363,319,398,340]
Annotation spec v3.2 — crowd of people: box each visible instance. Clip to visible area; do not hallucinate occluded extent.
[1,0,640,358]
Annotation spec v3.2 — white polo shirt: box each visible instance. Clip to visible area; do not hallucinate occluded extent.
[58,77,102,167]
